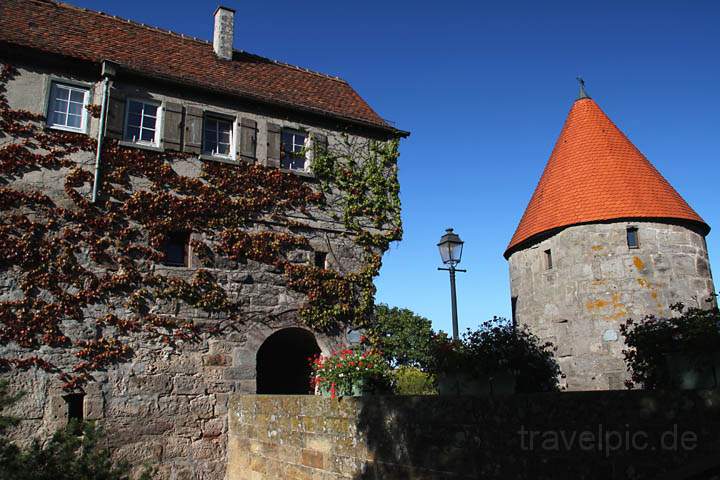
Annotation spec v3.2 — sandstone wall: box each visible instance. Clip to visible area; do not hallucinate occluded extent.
[508,221,715,391]
[227,391,720,480]
[0,58,393,479]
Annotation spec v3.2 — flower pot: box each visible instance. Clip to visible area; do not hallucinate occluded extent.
[664,352,720,390]
[438,371,516,396]
[316,379,368,397]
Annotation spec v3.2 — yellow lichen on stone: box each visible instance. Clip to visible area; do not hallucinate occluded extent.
[606,310,628,321]
[633,256,645,271]
[586,299,609,310]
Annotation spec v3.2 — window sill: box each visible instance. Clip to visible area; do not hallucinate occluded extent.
[46,124,88,135]
[156,263,192,270]
[199,154,243,165]
[279,167,315,179]
[118,140,164,153]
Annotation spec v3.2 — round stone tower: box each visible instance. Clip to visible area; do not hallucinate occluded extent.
[505,85,715,391]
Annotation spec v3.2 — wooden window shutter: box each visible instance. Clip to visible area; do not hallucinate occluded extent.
[238,117,257,162]
[105,91,125,140]
[266,122,281,168]
[183,106,203,154]
[312,132,328,157]
[162,102,183,151]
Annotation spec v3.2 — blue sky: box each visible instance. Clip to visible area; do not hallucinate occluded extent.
[73,0,720,334]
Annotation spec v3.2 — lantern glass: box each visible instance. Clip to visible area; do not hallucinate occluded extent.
[437,228,463,265]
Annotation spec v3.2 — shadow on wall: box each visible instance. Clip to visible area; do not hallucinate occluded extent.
[256,328,320,394]
[350,391,720,480]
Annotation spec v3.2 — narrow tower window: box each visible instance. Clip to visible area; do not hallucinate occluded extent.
[544,249,553,270]
[314,251,327,269]
[626,227,639,249]
[63,393,84,423]
[163,231,191,267]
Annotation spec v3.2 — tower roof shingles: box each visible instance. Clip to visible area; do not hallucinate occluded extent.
[505,97,708,258]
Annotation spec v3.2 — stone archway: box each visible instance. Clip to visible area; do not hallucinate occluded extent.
[256,328,320,394]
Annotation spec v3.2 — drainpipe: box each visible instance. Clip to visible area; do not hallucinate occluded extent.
[91,61,117,204]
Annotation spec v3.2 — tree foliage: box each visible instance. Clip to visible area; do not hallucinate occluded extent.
[368,304,433,368]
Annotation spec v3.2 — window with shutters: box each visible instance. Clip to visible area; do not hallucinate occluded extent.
[281,129,307,170]
[124,99,161,146]
[47,82,89,132]
[202,115,234,158]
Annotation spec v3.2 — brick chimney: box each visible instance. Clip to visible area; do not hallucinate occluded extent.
[213,6,235,60]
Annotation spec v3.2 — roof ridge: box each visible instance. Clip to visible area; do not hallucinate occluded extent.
[47,0,349,84]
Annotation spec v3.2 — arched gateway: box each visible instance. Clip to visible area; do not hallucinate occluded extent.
[256,328,321,394]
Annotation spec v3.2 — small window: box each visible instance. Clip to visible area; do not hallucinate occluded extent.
[281,129,307,170]
[163,231,190,267]
[124,99,160,145]
[203,115,234,157]
[511,296,518,329]
[63,393,84,422]
[544,249,553,270]
[626,227,639,249]
[314,251,327,269]
[47,82,89,132]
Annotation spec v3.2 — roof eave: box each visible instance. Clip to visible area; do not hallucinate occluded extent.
[504,216,711,260]
[1,41,408,137]
[107,59,410,137]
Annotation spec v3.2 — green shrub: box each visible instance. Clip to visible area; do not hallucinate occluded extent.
[621,298,720,389]
[0,381,153,480]
[428,317,561,393]
[392,366,437,395]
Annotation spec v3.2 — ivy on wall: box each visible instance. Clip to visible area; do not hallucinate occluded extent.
[0,64,402,390]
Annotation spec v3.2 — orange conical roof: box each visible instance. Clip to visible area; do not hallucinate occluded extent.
[505,96,708,258]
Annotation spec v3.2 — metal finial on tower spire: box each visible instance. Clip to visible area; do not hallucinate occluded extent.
[576,76,590,100]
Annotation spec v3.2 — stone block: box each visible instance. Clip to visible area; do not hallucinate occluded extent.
[300,448,325,469]
[127,374,172,395]
[173,375,206,395]
[189,395,216,419]
[202,417,225,438]
[203,353,230,366]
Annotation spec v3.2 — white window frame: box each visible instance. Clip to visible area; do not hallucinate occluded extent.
[123,98,162,147]
[202,114,236,159]
[46,82,90,133]
[281,128,308,171]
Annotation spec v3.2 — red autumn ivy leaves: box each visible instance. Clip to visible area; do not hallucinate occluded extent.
[0,63,401,390]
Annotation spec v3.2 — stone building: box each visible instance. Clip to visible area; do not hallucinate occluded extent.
[0,1,405,478]
[505,85,715,391]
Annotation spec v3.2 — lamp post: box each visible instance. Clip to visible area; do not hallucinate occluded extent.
[437,228,466,340]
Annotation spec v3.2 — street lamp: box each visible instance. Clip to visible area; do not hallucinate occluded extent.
[437,228,466,340]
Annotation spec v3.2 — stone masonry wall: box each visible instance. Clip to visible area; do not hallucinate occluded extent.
[508,221,715,391]
[227,391,720,480]
[0,58,395,480]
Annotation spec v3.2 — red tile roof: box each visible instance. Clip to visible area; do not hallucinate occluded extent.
[0,0,402,133]
[505,97,708,258]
